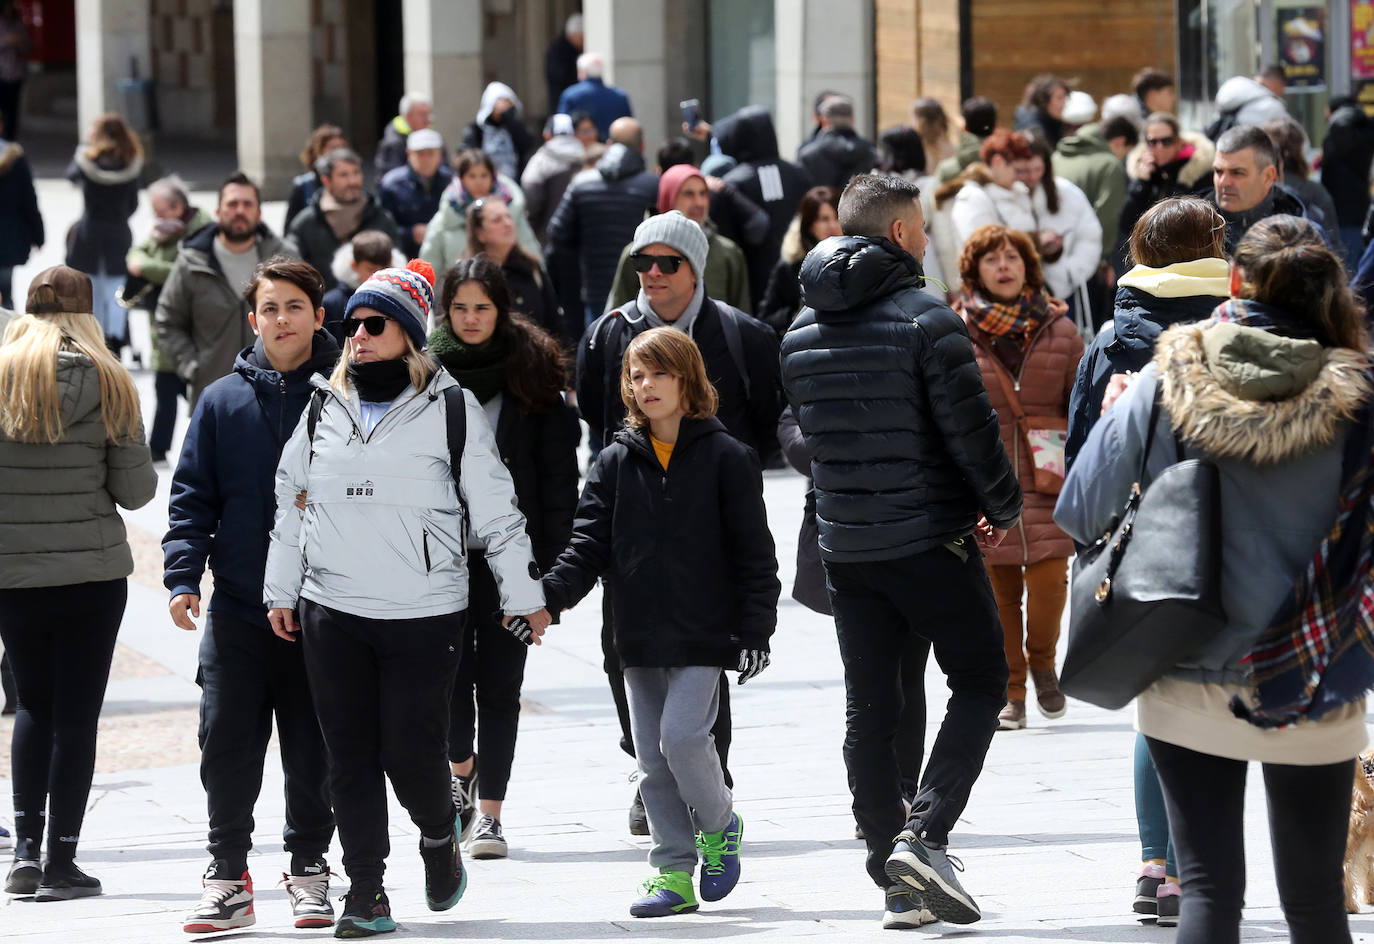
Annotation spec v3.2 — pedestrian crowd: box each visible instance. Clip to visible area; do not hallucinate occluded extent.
[1,15,1373,942]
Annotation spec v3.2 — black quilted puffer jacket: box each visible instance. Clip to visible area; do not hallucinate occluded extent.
[780,235,1021,563]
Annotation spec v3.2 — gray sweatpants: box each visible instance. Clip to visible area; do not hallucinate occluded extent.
[624,665,734,874]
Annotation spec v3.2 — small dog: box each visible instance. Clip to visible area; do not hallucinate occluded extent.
[1344,750,1374,913]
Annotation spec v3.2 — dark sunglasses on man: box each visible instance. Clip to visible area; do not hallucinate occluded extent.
[629,252,686,275]
[1145,135,1178,148]
[342,314,392,338]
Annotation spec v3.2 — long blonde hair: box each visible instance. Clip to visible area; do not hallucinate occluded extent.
[0,313,143,444]
[329,329,437,396]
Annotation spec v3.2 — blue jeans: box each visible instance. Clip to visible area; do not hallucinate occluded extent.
[90,266,126,345]
[1135,732,1176,875]
[1341,225,1365,270]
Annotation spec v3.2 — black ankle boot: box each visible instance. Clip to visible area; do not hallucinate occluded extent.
[34,859,102,901]
[4,838,40,895]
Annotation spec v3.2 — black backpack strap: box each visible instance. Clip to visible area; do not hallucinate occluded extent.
[306,388,327,464]
[442,386,468,516]
[717,305,752,400]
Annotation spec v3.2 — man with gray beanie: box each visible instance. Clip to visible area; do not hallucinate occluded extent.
[575,209,782,835]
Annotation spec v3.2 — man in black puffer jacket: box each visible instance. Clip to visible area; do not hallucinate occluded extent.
[546,117,658,327]
[796,95,878,191]
[780,174,1020,930]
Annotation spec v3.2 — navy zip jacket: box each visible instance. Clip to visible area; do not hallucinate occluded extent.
[163,331,341,627]
[542,416,780,668]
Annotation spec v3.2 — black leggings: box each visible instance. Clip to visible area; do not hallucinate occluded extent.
[1147,736,1354,944]
[447,554,530,800]
[0,579,126,863]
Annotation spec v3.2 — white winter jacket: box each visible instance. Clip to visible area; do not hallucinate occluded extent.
[263,368,545,620]
[951,180,1037,246]
[1030,176,1102,301]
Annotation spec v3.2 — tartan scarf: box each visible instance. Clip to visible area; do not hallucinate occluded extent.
[962,287,1050,348]
[1230,393,1374,728]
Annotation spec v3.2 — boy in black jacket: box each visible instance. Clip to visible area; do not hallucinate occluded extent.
[543,328,779,918]
[163,257,339,934]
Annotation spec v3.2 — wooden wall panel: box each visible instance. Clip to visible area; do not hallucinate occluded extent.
[875,0,961,141]
[971,1,1176,129]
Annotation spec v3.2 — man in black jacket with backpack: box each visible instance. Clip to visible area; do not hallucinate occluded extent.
[780,174,1021,931]
[576,209,782,835]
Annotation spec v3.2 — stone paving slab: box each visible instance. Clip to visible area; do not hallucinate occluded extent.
[5,165,1374,942]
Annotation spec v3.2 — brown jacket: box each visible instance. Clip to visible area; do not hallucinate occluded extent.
[963,313,1083,565]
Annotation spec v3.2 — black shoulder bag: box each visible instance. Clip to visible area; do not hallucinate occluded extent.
[1060,391,1226,710]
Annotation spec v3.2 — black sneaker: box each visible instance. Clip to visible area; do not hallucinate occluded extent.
[467,814,507,860]
[33,860,102,901]
[5,837,40,895]
[885,831,980,925]
[183,861,254,933]
[1134,863,1165,915]
[418,829,466,912]
[451,768,478,842]
[335,883,396,938]
[628,788,649,836]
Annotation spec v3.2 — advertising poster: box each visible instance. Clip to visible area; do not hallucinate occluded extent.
[1277,6,1326,90]
[1355,0,1374,81]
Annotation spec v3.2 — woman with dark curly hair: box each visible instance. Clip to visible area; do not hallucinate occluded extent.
[1014,74,1072,148]
[955,224,1081,732]
[429,256,581,860]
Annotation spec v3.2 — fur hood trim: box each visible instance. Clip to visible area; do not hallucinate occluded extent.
[330,241,407,290]
[781,215,806,264]
[73,148,144,185]
[1155,323,1371,464]
[1126,132,1214,189]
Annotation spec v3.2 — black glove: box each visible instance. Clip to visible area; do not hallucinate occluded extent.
[506,615,536,646]
[737,648,770,684]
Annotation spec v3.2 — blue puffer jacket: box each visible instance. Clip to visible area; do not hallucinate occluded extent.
[162,331,340,627]
[1066,258,1230,468]
[378,163,453,258]
[780,235,1021,563]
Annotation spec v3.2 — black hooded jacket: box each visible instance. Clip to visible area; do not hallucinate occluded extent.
[1322,103,1374,228]
[797,126,878,190]
[779,236,1022,563]
[542,415,780,668]
[714,107,813,308]
[546,143,658,311]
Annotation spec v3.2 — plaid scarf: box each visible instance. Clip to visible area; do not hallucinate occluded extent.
[1230,394,1374,728]
[962,288,1050,348]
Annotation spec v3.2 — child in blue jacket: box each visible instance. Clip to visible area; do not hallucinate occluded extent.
[542,326,780,917]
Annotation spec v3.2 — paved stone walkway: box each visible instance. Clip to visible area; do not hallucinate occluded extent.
[3,155,1374,943]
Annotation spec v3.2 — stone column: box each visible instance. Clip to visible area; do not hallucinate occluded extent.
[402,0,483,148]
[233,0,312,198]
[74,0,151,137]
[583,0,669,152]
[774,0,874,160]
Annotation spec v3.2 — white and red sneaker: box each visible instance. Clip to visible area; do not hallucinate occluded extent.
[183,862,254,934]
[283,860,334,929]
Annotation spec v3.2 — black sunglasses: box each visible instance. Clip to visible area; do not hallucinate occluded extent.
[629,252,686,275]
[342,314,391,338]
[1146,135,1178,147]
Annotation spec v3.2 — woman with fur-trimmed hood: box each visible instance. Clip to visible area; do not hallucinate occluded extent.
[1057,215,1371,943]
[1116,114,1214,271]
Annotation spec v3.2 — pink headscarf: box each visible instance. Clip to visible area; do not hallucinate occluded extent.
[657,164,705,215]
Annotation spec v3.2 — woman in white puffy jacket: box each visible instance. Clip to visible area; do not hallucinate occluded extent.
[950,129,1037,246]
[262,262,550,935]
[1021,133,1103,335]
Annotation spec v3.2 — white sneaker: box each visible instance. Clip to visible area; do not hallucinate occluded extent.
[283,866,333,929]
[183,863,254,934]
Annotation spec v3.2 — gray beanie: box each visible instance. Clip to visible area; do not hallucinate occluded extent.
[630,210,709,280]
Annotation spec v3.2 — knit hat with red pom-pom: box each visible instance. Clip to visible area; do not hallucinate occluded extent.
[345,258,436,349]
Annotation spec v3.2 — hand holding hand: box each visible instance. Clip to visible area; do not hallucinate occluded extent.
[268,607,299,642]
[503,608,552,646]
[170,593,200,631]
[737,648,770,684]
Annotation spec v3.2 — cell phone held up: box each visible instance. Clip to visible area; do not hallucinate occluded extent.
[680,98,701,132]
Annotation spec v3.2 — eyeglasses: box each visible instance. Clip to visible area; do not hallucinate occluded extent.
[342,314,391,337]
[1146,135,1179,147]
[629,253,686,275]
